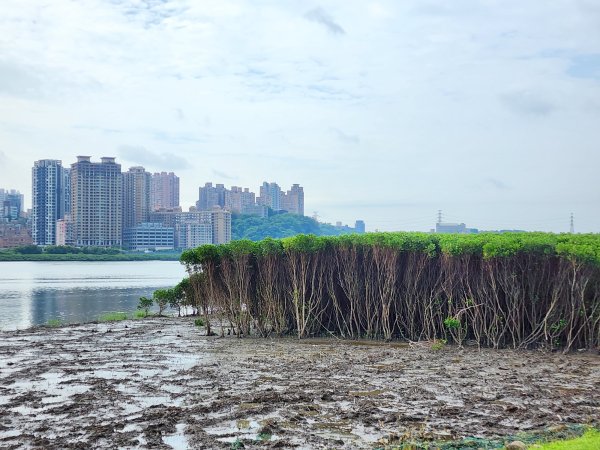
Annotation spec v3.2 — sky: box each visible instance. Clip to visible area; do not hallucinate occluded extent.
[1,0,599,232]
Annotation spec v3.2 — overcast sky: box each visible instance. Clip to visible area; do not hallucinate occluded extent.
[1,1,599,232]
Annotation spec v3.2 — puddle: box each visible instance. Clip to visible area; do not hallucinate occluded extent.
[163,423,188,449]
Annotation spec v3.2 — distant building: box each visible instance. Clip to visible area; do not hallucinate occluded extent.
[226,186,256,214]
[122,166,151,231]
[123,222,174,251]
[71,156,122,247]
[0,189,25,216]
[151,172,179,211]
[281,184,304,215]
[31,160,70,245]
[0,223,32,248]
[149,208,231,247]
[2,194,22,222]
[55,215,74,246]
[257,182,282,211]
[197,182,227,210]
[177,222,212,249]
[355,220,365,233]
[211,208,232,245]
[435,222,478,234]
[241,203,269,218]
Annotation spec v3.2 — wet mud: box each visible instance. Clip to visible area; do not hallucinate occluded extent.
[0,318,598,449]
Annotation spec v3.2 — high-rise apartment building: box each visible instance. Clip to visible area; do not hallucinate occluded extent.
[211,208,232,245]
[197,182,227,211]
[71,156,122,247]
[2,194,22,222]
[122,166,151,231]
[225,186,256,214]
[257,182,282,211]
[31,160,69,245]
[281,184,304,215]
[355,220,366,233]
[0,189,24,207]
[151,172,179,211]
[0,189,25,221]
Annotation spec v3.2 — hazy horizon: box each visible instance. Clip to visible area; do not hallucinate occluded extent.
[1,1,599,232]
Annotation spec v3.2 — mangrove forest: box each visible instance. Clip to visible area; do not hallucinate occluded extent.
[181,232,600,351]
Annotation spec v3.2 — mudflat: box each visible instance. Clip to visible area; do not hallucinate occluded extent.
[0,318,598,449]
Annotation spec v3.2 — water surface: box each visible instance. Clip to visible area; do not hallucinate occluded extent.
[0,261,186,330]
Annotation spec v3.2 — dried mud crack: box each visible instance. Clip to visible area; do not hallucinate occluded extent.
[0,318,598,449]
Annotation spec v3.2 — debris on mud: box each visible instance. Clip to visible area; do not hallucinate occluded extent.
[0,317,598,449]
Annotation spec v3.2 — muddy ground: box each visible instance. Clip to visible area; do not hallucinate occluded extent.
[0,318,598,449]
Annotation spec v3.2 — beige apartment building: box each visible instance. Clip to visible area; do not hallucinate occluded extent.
[151,171,179,210]
[71,156,122,247]
[122,166,151,231]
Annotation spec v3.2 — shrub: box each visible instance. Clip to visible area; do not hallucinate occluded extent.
[137,296,153,317]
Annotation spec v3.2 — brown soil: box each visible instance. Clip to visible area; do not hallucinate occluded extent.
[0,318,598,449]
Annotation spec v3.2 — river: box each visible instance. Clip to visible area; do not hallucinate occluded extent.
[0,261,187,330]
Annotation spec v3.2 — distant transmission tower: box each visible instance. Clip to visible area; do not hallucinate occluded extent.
[437,210,443,224]
[312,211,319,222]
[570,213,574,234]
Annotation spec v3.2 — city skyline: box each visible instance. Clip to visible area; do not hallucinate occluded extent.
[20,156,239,250]
[1,2,599,232]
[1,158,587,233]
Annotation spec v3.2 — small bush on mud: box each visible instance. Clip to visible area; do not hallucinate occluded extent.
[431,339,447,351]
[230,438,244,449]
[194,318,205,327]
[257,432,272,441]
[137,296,153,316]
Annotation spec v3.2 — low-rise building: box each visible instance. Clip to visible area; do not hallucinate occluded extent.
[0,223,33,248]
[122,222,174,251]
[435,223,478,234]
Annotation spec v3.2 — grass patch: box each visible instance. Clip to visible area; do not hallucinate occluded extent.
[46,319,62,327]
[134,310,148,318]
[98,312,128,322]
[533,428,600,450]
[194,318,205,327]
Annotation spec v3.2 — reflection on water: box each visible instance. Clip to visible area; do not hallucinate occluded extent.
[0,261,186,330]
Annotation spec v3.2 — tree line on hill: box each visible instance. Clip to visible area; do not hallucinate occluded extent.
[232,213,356,241]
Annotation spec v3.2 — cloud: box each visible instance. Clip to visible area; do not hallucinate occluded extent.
[567,54,600,79]
[304,7,345,35]
[484,178,510,190]
[212,169,236,180]
[330,128,360,144]
[501,90,556,116]
[0,60,42,99]
[118,145,188,171]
